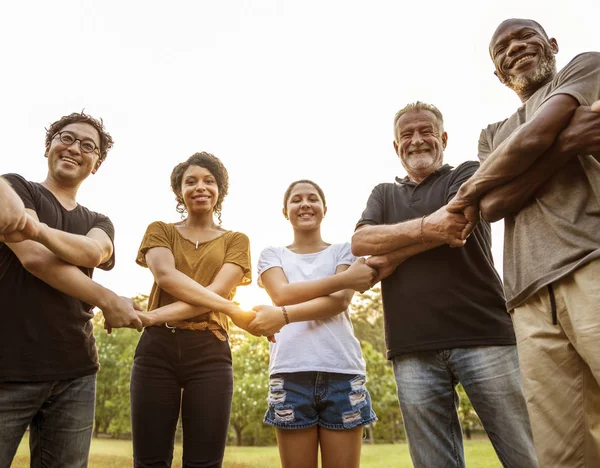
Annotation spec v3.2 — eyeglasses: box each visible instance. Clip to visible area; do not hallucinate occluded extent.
[53,131,99,154]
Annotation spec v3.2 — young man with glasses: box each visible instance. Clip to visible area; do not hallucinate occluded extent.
[0,112,143,467]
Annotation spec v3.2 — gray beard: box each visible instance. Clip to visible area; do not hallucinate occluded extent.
[502,52,557,96]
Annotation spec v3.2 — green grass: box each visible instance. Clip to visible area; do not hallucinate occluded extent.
[14,436,501,467]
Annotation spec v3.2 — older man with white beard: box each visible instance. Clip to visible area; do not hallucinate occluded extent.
[352,101,537,468]
[448,18,600,467]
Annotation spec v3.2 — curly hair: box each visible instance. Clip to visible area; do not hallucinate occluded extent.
[45,111,113,163]
[170,152,229,224]
[282,179,327,218]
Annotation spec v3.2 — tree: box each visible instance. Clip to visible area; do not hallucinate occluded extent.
[350,287,386,356]
[93,294,147,438]
[228,331,273,446]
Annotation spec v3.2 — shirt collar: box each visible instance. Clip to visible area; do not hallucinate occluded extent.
[395,164,452,186]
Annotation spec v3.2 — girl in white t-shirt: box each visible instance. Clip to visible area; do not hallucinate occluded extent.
[248,180,377,468]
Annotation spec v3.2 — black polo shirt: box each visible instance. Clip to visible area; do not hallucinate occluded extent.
[356,162,515,359]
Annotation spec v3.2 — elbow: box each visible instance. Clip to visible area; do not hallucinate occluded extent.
[154,269,176,291]
[480,196,505,223]
[20,253,46,276]
[339,295,352,311]
[351,232,369,257]
[79,251,104,269]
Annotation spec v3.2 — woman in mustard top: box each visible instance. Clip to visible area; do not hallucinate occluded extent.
[131,152,254,467]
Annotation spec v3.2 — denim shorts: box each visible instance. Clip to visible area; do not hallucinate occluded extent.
[264,371,377,430]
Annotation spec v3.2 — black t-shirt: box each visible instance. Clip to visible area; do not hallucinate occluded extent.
[0,173,115,381]
[356,162,515,359]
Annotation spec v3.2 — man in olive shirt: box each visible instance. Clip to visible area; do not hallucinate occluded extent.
[448,19,600,466]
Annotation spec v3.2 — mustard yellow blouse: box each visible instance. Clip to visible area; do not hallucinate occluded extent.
[136,221,251,333]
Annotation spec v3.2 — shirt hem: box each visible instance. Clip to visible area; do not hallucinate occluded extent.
[386,337,516,360]
[0,365,99,382]
[506,252,600,310]
[269,365,366,376]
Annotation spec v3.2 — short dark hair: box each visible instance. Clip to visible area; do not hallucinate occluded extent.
[282,179,327,218]
[45,111,113,163]
[170,152,229,224]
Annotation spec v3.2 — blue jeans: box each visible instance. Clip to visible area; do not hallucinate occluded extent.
[264,372,377,430]
[0,373,96,468]
[392,346,538,468]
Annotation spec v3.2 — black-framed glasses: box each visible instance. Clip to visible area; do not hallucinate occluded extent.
[53,131,99,154]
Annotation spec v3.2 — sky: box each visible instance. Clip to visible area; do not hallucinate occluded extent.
[1,0,599,308]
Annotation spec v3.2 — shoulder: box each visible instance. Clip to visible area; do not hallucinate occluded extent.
[2,173,38,195]
[332,242,354,260]
[223,230,249,243]
[146,220,171,232]
[564,51,600,69]
[259,245,284,259]
[451,161,480,177]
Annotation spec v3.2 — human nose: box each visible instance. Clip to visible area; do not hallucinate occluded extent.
[66,139,83,154]
[506,39,527,56]
[411,132,424,145]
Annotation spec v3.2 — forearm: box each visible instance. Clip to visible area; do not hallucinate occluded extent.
[382,239,445,266]
[480,137,580,222]
[7,240,117,308]
[285,291,352,322]
[460,98,578,200]
[146,279,236,324]
[157,269,240,316]
[351,219,421,256]
[34,223,106,268]
[268,271,354,306]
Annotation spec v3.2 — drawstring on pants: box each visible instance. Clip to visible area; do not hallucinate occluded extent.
[548,284,557,325]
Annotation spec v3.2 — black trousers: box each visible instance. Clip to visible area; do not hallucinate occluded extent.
[130,326,233,468]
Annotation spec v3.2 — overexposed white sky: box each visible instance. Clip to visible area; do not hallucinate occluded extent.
[1,0,598,307]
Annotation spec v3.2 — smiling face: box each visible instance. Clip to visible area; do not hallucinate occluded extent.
[45,122,101,185]
[283,182,327,231]
[180,165,219,215]
[490,19,558,100]
[393,110,447,182]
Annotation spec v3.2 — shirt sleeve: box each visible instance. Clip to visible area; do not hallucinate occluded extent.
[478,128,493,164]
[257,246,283,288]
[2,173,37,211]
[136,221,173,268]
[543,52,600,106]
[446,161,480,203]
[336,242,357,267]
[93,213,116,271]
[356,184,385,229]
[224,232,252,287]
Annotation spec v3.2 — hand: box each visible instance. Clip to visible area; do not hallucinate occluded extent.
[229,308,257,332]
[248,304,287,336]
[0,214,41,243]
[423,206,467,247]
[366,255,399,284]
[101,296,144,332]
[460,203,480,240]
[344,258,377,292]
[557,101,600,157]
[137,311,156,328]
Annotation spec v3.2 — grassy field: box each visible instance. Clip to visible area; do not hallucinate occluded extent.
[14,436,501,467]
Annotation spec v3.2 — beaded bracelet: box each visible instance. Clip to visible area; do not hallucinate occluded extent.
[281,305,290,324]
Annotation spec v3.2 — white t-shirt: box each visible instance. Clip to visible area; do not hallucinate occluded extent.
[257,243,366,376]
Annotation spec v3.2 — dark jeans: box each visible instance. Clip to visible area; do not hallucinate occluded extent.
[0,374,96,468]
[130,326,233,468]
